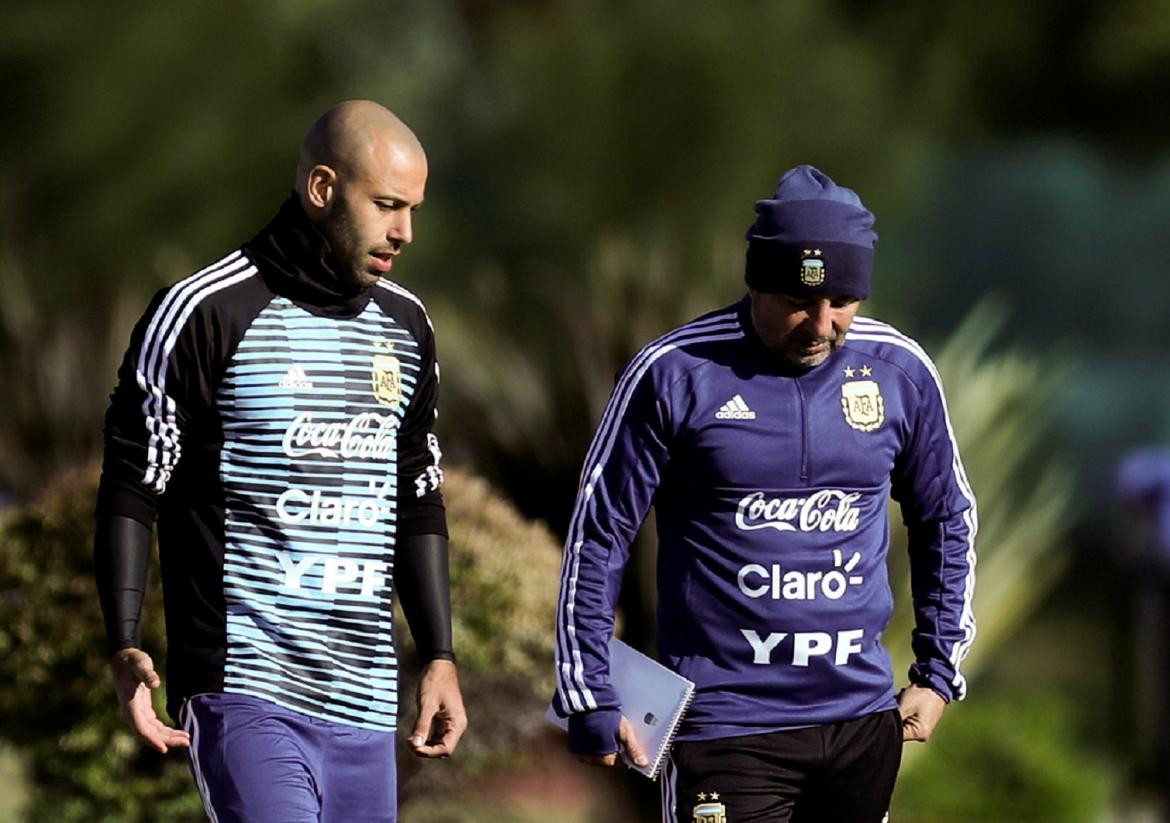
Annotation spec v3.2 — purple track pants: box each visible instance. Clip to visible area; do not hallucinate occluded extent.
[180,693,397,822]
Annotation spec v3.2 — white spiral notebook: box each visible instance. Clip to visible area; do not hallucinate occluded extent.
[547,637,695,780]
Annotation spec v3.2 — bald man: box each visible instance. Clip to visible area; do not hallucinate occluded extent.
[94,101,466,822]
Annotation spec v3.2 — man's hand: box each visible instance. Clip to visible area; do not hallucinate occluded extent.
[408,659,468,758]
[109,648,190,753]
[575,715,650,770]
[897,684,947,742]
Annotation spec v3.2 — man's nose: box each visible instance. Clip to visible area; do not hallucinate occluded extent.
[388,212,413,246]
[805,299,834,338]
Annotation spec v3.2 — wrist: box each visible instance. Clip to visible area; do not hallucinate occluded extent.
[907,672,952,703]
[568,708,622,757]
[422,657,457,670]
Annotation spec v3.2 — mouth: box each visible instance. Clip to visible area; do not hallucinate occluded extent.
[784,336,838,366]
[369,251,395,274]
[794,338,829,355]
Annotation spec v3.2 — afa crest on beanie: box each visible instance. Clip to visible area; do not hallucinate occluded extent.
[744,165,877,299]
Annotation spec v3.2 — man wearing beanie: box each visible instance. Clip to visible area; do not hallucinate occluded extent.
[553,165,976,822]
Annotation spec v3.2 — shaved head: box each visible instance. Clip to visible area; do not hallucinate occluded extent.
[295,101,429,289]
[296,100,424,199]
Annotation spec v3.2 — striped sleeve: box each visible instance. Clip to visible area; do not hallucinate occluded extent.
[849,317,978,702]
[376,280,446,537]
[553,310,742,755]
[97,251,256,523]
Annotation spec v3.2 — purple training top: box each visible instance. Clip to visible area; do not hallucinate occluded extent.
[554,297,977,753]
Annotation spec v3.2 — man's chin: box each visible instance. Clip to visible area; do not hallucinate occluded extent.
[787,354,829,369]
[342,269,382,289]
[784,343,833,369]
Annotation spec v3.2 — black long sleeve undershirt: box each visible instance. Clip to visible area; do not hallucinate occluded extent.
[394,533,456,664]
[95,516,455,663]
[93,514,152,654]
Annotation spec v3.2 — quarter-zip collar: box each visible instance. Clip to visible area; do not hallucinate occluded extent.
[243,193,375,318]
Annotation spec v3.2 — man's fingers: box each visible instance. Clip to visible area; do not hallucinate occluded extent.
[132,660,161,689]
[410,724,455,758]
[160,727,191,749]
[411,740,453,758]
[115,649,156,679]
[134,715,175,753]
[902,715,934,742]
[618,716,650,768]
[141,735,168,754]
[109,650,187,754]
[899,703,923,741]
[900,707,938,742]
[111,650,161,705]
[433,715,467,755]
[410,709,467,758]
[569,715,644,771]
[409,704,437,748]
[902,717,920,742]
[411,662,467,758]
[142,713,190,748]
[122,682,189,752]
[449,716,468,748]
[896,685,945,743]
[135,723,189,753]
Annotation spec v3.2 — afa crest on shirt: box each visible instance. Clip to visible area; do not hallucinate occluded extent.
[693,800,727,823]
[372,341,402,409]
[841,378,884,432]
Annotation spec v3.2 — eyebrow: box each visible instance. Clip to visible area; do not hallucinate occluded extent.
[373,194,424,207]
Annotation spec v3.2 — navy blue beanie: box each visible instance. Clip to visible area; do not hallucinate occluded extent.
[744,165,877,299]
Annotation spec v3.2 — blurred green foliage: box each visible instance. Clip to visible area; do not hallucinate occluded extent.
[891,690,1115,823]
[0,746,27,821]
[0,465,563,821]
[901,148,1170,513]
[0,467,198,822]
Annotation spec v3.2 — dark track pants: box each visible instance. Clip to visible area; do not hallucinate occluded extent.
[180,693,397,822]
[662,708,903,823]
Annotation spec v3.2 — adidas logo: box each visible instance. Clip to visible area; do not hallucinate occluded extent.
[715,394,756,420]
[279,365,314,390]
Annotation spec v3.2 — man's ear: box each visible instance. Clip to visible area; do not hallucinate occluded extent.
[305,165,337,210]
